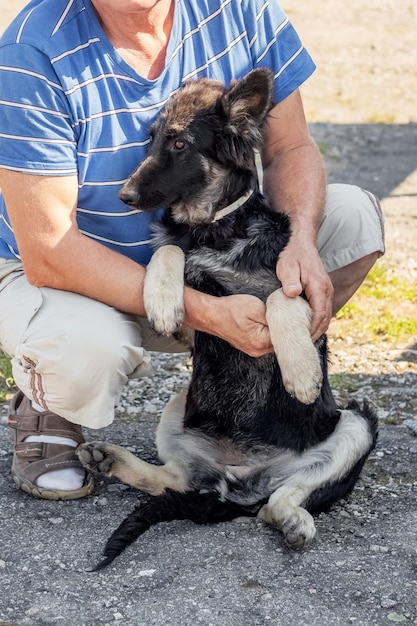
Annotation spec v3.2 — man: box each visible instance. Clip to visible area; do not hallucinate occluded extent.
[0,0,384,499]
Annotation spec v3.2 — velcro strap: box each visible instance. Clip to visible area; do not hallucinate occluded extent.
[9,412,84,444]
[13,444,85,483]
[14,442,77,460]
[9,414,41,431]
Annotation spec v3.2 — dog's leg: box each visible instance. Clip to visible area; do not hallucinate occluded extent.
[257,409,374,547]
[258,484,317,548]
[156,390,187,463]
[143,244,185,335]
[266,288,322,404]
[76,442,188,495]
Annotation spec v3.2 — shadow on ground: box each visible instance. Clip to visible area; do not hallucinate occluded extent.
[310,122,417,199]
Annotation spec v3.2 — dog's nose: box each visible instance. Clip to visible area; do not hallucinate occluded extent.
[118,187,140,206]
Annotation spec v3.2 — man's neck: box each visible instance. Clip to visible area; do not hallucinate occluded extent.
[92,0,174,79]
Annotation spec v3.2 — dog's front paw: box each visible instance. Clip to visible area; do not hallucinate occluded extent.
[144,245,185,335]
[76,442,116,476]
[280,341,323,405]
[146,299,185,336]
[266,290,322,404]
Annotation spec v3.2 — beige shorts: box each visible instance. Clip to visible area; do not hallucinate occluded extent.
[0,183,384,428]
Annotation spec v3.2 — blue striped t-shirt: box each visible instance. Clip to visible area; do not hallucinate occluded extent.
[0,0,315,265]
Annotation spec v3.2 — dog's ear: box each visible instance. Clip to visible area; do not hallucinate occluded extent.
[217,68,274,167]
[222,68,274,131]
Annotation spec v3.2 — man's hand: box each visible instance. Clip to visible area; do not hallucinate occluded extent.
[276,237,334,341]
[214,294,274,356]
[184,290,273,357]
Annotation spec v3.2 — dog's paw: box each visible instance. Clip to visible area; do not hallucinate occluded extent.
[276,328,323,404]
[266,290,323,404]
[146,299,185,336]
[144,245,185,335]
[280,506,316,549]
[280,341,323,405]
[76,442,116,476]
[258,503,316,549]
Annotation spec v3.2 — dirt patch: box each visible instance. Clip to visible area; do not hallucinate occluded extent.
[285,0,417,124]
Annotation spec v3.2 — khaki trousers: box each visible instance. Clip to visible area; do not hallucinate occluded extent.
[0,184,384,428]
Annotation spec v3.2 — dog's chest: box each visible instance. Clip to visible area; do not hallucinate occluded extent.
[153,205,290,298]
[185,219,287,299]
[184,245,280,299]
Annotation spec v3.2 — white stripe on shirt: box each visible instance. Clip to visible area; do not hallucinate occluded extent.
[0,132,75,146]
[0,100,70,119]
[79,229,152,248]
[51,38,101,64]
[256,18,289,64]
[0,66,63,91]
[51,0,76,36]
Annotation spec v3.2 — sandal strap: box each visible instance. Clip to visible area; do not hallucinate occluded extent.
[9,413,85,444]
[8,391,84,445]
[14,443,85,483]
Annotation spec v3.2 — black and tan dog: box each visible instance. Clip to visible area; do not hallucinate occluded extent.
[77,69,377,570]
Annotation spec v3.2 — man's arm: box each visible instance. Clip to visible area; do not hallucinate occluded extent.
[261,89,334,340]
[0,169,272,357]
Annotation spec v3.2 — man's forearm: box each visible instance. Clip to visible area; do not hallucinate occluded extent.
[262,138,327,243]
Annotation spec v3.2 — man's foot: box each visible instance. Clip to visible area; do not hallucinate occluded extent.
[8,391,94,500]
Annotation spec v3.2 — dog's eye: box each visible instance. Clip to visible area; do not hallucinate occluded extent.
[173,139,186,151]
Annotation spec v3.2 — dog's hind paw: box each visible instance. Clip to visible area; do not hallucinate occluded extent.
[258,503,316,549]
[280,507,317,549]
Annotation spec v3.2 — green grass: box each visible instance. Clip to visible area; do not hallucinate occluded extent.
[367,112,398,124]
[358,263,417,301]
[0,350,14,401]
[316,140,339,160]
[334,263,417,343]
[328,373,361,393]
[368,313,417,340]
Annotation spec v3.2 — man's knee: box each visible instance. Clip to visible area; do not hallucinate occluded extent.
[318,184,385,274]
[11,291,152,427]
[329,251,380,314]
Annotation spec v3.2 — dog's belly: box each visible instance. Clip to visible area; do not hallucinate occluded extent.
[185,336,340,452]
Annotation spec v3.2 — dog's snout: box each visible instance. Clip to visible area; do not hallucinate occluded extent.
[119,185,140,207]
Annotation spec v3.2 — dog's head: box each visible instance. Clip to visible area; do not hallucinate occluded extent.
[119,68,274,224]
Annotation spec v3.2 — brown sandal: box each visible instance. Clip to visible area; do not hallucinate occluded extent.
[8,391,94,500]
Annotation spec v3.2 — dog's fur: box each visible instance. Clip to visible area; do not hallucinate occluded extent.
[77,69,378,570]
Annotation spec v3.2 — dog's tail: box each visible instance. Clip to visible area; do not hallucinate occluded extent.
[92,489,261,571]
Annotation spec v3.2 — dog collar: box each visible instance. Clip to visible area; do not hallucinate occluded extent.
[211,149,262,223]
[211,186,255,223]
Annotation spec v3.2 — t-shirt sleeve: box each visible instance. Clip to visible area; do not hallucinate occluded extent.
[0,43,77,175]
[242,0,316,103]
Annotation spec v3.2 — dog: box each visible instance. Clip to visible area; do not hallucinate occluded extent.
[77,68,377,570]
